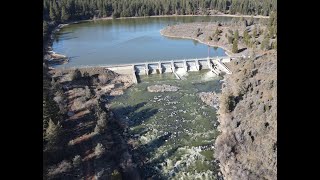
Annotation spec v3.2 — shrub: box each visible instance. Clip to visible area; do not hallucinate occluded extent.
[94,125,103,134]
[94,111,107,134]
[111,170,122,180]
[112,12,120,19]
[72,155,82,167]
[85,86,91,100]
[71,96,86,111]
[94,143,105,158]
[47,160,72,177]
[219,93,236,114]
[232,38,238,53]
[261,35,270,50]
[213,35,220,42]
[228,36,234,44]
[71,69,82,81]
[97,112,107,128]
[98,74,108,85]
[44,119,62,151]
[83,71,90,78]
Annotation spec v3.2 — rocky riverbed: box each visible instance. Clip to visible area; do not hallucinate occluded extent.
[109,70,223,179]
[147,84,179,92]
[198,92,220,109]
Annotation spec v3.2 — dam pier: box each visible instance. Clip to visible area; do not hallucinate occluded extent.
[83,56,233,83]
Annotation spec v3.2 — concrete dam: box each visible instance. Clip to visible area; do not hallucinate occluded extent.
[102,56,233,83]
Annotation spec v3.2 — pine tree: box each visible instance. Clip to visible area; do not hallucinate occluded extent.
[234,29,239,40]
[243,30,249,46]
[261,34,270,50]
[44,119,62,151]
[61,6,70,22]
[232,38,238,53]
[49,3,56,21]
[253,25,257,38]
[214,27,220,36]
[52,1,60,22]
[43,21,48,37]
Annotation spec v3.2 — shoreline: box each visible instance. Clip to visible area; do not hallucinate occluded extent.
[98,14,269,20]
[160,29,234,57]
[45,13,268,68]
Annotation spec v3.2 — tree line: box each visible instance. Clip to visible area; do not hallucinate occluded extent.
[44,0,277,23]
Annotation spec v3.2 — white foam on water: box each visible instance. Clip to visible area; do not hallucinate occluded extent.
[175,68,188,77]
[201,71,217,82]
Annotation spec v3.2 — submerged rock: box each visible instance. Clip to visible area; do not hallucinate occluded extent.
[198,92,219,109]
[147,84,179,92]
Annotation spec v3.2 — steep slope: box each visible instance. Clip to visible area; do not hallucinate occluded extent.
[215,50,277,179]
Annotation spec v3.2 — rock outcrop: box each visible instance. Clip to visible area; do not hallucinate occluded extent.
[198,92,219,109]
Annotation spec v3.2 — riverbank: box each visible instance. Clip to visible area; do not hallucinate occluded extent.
[160,21,271,57]
[44,66,144,179]
[159,19,277,179]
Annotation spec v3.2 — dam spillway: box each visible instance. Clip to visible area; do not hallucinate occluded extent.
[86,56,233,83]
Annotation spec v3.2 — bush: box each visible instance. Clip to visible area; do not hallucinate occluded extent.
[232,38,238,53]
[44,119,62,151]
[94,143,105,158]
[71,69,82,81]
[213,35,220,42]
[228,36,234,44]
[98,74,108,85]
[94,111,107,134]
[72,155,82,167]
[97,112,107,128]
[219,93,236,114]
[83,71,90,78]
[261,35,270,50]
[47,160,72,177]
[85,86,91,100]
[94,125,103,134]
[111,170,122,180]
[112,12,120,19]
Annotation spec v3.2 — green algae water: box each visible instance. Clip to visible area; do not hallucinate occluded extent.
[110,70,223,179]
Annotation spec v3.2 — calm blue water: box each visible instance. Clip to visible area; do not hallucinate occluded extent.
[52,16,237,68]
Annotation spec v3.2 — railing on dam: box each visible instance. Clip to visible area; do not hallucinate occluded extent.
[103,56,233,83]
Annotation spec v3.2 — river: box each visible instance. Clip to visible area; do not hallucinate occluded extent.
[53,16,239,179]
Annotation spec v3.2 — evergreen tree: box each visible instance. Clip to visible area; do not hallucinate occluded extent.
[52,1,60,22]
[253,25,257,38]
[234,29,239,40]
[43,0,277,22]
[43,21,48,37]
[261,34,270,50]
[61,6,70,22]
[243,30,249,46]
[44,119,62,151]
[49,3,56,21]
[232,38,238,53]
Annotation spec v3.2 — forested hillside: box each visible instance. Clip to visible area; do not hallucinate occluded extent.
[44,0,276,22]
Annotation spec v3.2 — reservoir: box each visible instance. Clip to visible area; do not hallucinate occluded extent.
[51,16,238,68]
